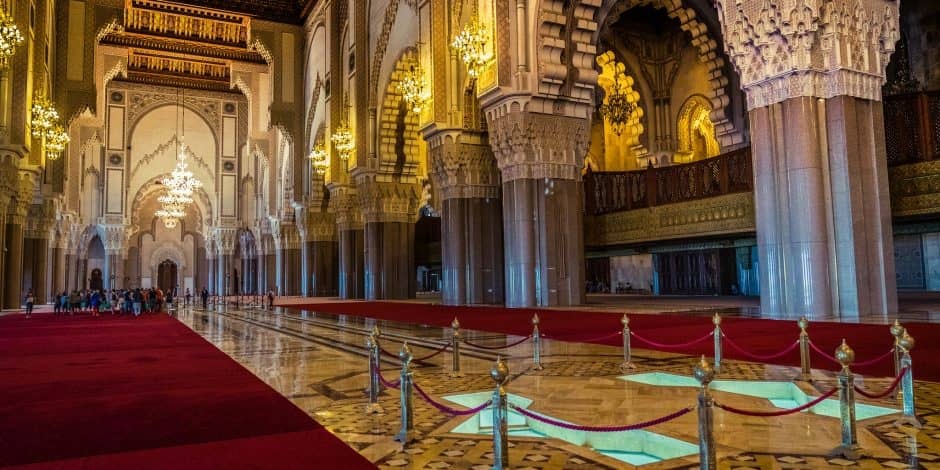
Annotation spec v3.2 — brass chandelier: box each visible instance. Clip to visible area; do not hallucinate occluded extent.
[157,91,203,228]
[308,142,329,176]
[0,8,24,68]
[599,73,637,136]
[31,95,70,160]
[398,64,429,114]
[331,95,354,162]
[452,16,491,79]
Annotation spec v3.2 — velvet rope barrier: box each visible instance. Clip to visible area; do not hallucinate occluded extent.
[722,335,800,362]
[853,368,908,399]
[629,330,713,349]
[508,403,694,432]
[412,381,493,416]
[809,342,895,368]
[716,387,838,417]
[378,342,450,361]
[377,368,401,389]
[544,330,622,343]
[463,334,532,350]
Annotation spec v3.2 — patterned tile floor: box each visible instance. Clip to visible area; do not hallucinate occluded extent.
[176,307,940,469]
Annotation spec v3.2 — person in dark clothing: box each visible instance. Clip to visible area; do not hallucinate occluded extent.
[25,290,35,318]
[267,290,274,310]
[201,288,209,309]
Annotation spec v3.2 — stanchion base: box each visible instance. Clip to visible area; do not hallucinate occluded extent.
[797,372,813,383]
[894,415,924,429]
[621,361,636,371]
[832,444,864,460]
[449,371,465,378]
[394,429,417,444]
[365,403,385,414]
[533,363,544,371]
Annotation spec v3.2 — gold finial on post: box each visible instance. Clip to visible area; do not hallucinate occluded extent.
[833,339,861,459]
[450,317,463,377]
[895,328,923,428]
[694,355,716,469]
[491,355,510,469]
[798,316,811,381]
[712,313,723,374]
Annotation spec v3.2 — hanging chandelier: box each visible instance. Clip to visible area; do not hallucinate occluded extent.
[308,143,329,176]
[157,91,203,228]
[599,73,637,136]
[31,96,59,139]
[452,17,491,79]
[44,125,70,160]
[331,125,354,161]
[398,64,429,114]
[0,9,24,68]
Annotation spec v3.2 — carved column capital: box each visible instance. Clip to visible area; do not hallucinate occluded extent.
[215,227,238,255]
[353,177,422,224]
[715,0,900,109]
[305,210,336,242]
[484,101,590,183]
[328,183,364,231]
[425,128,501,201]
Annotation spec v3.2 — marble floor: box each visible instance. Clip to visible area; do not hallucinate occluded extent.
[175,306,940,469]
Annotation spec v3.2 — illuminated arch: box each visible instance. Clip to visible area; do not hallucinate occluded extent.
[676,95,719,163]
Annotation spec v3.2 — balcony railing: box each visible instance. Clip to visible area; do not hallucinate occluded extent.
[883,91,940,166]
[584,147,753,216]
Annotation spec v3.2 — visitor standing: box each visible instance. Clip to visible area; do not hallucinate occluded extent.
[267,290,274,310]
[24,290,35,318]
[185,288,192,307]
[201,287,208,309]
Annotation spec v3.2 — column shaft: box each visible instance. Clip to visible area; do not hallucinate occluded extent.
[3,221,25,308]
[338,228,364,299]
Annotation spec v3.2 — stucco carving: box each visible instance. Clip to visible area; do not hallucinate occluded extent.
[715,0,900,109]
[426,129,501,200]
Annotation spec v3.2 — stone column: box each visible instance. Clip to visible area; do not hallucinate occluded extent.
[356,179,420,300]
[306,211,337,297]
[3,206,26,309]
[485,109,588,307]
[31,238,49,301]
[716,0,900,318]
[426,130,505,305]
[0,196,8,308]
[216,228,236,297]
[330,184,365,299]
[206,243,216,295]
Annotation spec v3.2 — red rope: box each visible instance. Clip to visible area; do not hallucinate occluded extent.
[509,403,694,432]
[413,381,492,416]
[853,348,896,367]
[716,387,838,417]
[544,330,622,343]
[463,335,532,350]
[854,368,908,399]
[377,368,401,389]
[630,330,713,349]
[723,336,799,362]
[378,342,450,361]
[808,341,840,364]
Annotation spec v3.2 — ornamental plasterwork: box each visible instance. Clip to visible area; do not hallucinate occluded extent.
[305,211,336,242]
[128,136,216,185]
[369,0,403,108]
[426,129,500,200]
[889,160,940,217]
[486,106,590,182]
[714,0,900,110]
[356,180,422,224]
[585,192,755,246]
[328,184,364,231]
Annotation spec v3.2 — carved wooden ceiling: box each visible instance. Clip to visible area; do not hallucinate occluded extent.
[169,0,314,24]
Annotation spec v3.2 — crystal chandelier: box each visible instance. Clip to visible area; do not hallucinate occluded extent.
[452,17,491,79]
[308,143,329,176]
[44,125,70,160]
[0,9,24,68]
[398,64,429,114]
[31,96,59,139]
[331,125,353,161]
[599,73,637,136]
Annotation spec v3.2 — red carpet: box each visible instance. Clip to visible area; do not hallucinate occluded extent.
[0,313,375,469]
[286,301,940,381]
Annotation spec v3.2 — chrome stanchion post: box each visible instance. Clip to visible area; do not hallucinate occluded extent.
[394,342,415,444]
[694,355,716,470]
[532,314,543,371]
[895,329,923,429]
[491,356,510,470]
[799,316,811,381]
[713,313,723,374]
[451,317,463,378]
[621,314,635,370]
[834,340,861,460]
[365,332,384,414]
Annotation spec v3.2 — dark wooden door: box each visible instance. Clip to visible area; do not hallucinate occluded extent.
[158,260,178,293]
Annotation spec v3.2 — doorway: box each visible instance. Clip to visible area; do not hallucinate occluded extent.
[158,260,178,294]
[90,269,104,291]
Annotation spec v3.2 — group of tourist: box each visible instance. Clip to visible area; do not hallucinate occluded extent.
[49,287,185,317]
